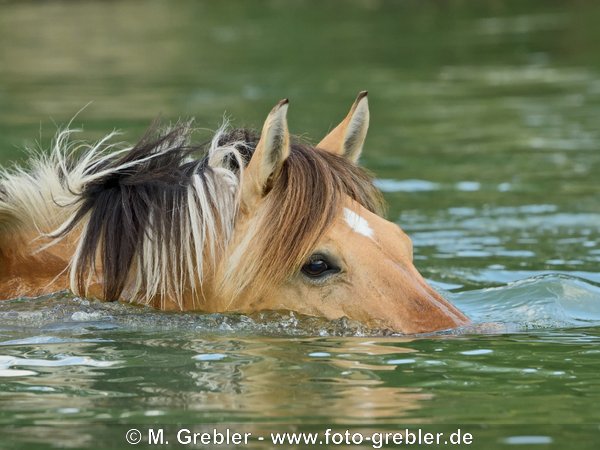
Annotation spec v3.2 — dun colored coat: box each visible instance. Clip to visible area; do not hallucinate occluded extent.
[0,93,469,333]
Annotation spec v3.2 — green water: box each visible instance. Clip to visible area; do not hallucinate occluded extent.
[1,0,600,448]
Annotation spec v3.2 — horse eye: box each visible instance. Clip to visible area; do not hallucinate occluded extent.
[301,254,339,279]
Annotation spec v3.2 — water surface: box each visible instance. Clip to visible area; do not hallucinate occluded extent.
[1,1,600,449]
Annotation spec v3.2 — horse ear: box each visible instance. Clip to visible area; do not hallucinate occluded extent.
[318,91,369,163]
[241,99,290,209]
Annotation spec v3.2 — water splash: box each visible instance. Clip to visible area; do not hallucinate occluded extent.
[0,293,375,337]
[452,274,600,329]
[0,275,599,337]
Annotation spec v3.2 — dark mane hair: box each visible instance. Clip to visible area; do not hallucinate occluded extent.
[46,122,384,306]
[56,122,207,301]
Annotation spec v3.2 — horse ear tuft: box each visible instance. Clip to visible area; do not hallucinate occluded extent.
[241,99,291,209]
[318,91,369,163]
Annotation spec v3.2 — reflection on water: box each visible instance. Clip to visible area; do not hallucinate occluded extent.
[0,326,432,424]
[1,315,600,433]
[1,299,600,449]
[2,0,600,448]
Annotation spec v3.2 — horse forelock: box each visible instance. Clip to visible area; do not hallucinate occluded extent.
[217,133,385,304]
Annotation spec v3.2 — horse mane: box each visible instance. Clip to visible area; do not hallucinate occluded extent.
[0,120,384,308]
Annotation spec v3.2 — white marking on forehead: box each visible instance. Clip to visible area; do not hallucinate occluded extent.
[343,208,374,239]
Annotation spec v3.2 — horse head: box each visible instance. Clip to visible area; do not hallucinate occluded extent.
[216,93,469,334]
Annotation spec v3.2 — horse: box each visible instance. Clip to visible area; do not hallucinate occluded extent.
[0,92,469,334]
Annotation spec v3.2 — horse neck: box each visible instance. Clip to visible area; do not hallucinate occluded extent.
[0,228,76,299]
